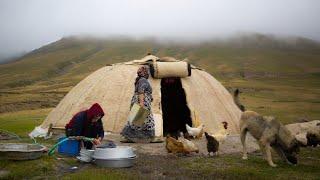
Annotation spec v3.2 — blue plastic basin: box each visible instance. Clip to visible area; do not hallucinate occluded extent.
[57,137,80,156]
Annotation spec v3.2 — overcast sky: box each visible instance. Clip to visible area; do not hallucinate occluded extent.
[0,0,320,60]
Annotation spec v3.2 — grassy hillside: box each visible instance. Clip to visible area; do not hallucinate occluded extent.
[0,34,320,123]
[1,34,320,88]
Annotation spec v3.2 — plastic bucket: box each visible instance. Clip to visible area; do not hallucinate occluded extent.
[57,137,80,156]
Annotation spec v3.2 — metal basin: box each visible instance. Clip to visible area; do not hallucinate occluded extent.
[0,143,46,160]
[93,146,135,159]
[93,157,136,168]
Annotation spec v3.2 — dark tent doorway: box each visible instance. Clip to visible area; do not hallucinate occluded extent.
[161,78,192,136]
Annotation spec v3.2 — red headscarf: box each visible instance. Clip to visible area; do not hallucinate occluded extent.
[65,103,104,131]
[86,103,105,121]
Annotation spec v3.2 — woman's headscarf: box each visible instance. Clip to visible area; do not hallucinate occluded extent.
[135,66,149,85]
[86,103,105,121]
[65,103,104,130]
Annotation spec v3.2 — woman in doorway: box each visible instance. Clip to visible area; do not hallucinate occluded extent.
[65,103,105,149]
[121,66,155,142]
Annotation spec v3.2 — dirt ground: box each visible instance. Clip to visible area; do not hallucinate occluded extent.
[0,132,261,179]
[104,133,259,156]
[2,132,320,179]
[54,133,261,179]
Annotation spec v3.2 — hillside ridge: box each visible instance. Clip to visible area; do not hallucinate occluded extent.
[0,34,320,89]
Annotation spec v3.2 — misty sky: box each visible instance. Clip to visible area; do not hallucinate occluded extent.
[0,0,320,60]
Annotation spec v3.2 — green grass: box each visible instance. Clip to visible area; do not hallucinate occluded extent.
[0,109,51,136]
[221,76,320,124]
[63,169,134,180]
[0,156,57,179]
[180,150,320,179]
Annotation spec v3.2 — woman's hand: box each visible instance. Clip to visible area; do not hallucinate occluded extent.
[139,94,145,108]
[93,138,102,145]
[74,136,82,140]
[139,102,144,108]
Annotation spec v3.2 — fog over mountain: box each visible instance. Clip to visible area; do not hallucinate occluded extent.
[0,0,320,62]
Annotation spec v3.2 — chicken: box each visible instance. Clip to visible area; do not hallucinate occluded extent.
[165,135,188,154]
[205,132,219,156]
[196,127,204,139]
[178,132,199,153]
[186,124,204,138]
[211,121,229,143]
[211,134,227,143]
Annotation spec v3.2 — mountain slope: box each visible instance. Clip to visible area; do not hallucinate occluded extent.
[1,35,320,121]
[0,34,320,90]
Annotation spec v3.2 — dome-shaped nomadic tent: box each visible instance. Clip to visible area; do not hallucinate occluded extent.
[38,55,241,137]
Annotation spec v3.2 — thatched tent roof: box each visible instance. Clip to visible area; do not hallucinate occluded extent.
[40,55,241,136]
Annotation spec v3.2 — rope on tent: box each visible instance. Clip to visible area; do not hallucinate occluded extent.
[48,136,94,156]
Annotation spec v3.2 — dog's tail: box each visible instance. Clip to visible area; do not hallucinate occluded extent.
[233,89,246,112]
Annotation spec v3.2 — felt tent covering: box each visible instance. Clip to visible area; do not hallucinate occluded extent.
[39,55,241,136]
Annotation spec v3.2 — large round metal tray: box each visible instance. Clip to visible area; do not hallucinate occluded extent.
[93,146,135,159]
[0,143,46,160]
[93,157,136,168]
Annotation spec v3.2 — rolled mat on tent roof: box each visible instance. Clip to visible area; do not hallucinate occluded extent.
[149,61,191,78]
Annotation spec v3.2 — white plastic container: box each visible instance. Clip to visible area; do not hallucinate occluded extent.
[77,149,95,162]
